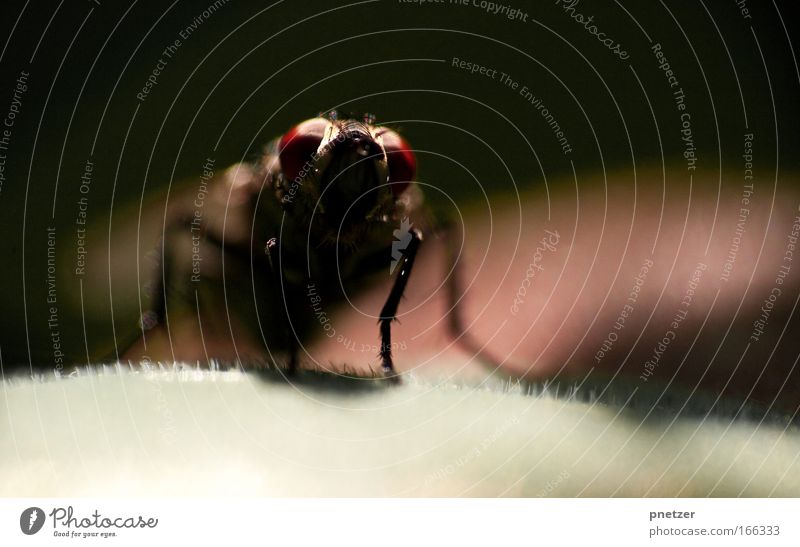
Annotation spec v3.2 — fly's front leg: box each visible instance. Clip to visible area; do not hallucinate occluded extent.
[265,237,298,375]
[379,227,423,380]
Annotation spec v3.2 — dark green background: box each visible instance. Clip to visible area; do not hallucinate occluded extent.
[0,0,798,367]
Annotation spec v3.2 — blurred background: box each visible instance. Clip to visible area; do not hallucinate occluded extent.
[0,0,798,368]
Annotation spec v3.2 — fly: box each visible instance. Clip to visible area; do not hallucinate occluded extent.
[142,112,425,380]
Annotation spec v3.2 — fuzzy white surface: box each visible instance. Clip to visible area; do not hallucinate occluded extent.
[1,365,798,497]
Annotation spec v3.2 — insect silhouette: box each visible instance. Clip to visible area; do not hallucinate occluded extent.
[142,112,425,379]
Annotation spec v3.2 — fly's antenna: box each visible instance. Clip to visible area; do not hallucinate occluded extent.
[391,217,413,274]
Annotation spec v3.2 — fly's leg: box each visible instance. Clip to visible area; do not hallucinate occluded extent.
[134,215,199,360]
[443,222,468,346]
[379,227,423,380]
[442,223,504,373]
[150,237,169,328]
[147,217,187,332]
[265,237,298,375]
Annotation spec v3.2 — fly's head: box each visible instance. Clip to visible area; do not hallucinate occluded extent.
[276,113,416,245]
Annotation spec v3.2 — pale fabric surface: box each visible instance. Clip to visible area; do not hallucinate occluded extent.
[1,366,798,497]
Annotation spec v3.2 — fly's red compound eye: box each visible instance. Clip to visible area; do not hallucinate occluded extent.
[379,129,416,196]
[279,118,329,182]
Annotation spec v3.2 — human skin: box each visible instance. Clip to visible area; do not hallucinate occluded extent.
[300,166,800,414]
[127,165,800,415]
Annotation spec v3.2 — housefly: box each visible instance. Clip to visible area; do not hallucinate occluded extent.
[142,112,425,379]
